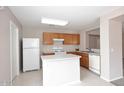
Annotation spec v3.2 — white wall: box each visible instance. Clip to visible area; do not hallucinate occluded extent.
[122,26,124,58]
[22,27,80,54]
[0,7,22,85]
[86,28,100,49]
[79,31,86,51]
[109,20,123,80]
[100,7,124,81]
[100,17,110,81]
[79,28,100,51]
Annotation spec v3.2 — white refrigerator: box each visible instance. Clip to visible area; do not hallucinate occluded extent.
[23,38,40,72]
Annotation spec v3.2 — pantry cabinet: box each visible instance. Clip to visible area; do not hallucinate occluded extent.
[43,32,80,45]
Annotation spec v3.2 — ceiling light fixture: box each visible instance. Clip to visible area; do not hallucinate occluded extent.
[41,17,68,26]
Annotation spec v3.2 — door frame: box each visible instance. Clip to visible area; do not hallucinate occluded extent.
[10,21,20,83]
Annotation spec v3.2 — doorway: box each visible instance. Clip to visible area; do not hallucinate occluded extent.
[101,14,124,85]
[89,34,100,49]
[10,21,20,83]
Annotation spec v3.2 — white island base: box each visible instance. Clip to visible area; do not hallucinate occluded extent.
[41,54,81,86]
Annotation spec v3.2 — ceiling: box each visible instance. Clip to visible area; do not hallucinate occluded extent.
[9,6,120,31]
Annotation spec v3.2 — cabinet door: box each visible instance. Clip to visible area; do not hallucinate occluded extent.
[58,33,64,39]
[81,53,89,68]
[77,34,80,44]
[80,58,84,66]
[43,32,59,45]
[51,33,58,39]
[43,32,53,45]
[84,57,89,68]
[63,34,73,45]
[72,34,80,45]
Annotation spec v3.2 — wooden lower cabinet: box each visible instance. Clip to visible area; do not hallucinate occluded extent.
[42,53,55,55]
[67,52,89,69]
[80,55,89,68]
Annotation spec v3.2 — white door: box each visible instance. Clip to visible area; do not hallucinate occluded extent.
[10,21,19,81]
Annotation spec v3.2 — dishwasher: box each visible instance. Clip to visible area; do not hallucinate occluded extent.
[89,54,100,75]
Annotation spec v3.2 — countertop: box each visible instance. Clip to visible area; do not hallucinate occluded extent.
[67,51,100,56]
[88,52,100,56]
[41,54,81,61]
[42,51,100,56]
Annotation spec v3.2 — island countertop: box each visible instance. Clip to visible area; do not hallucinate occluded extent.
[41,54,81,61]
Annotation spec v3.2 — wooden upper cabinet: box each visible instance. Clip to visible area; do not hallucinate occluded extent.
[43,32,80,45]
[58,33,64,39]
[82,53,89,68]
[43,32,52,45]
[63,34,73,45]
[51,33,59,39]
[72,34,80,45]
[43,32,59,45]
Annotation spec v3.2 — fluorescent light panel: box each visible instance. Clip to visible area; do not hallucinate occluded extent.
[41,17,68,26]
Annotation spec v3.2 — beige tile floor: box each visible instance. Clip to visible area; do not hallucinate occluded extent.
[111,78,124,86]
[12,70,43,86]
[12,67,114,86]
[70,67,114,86]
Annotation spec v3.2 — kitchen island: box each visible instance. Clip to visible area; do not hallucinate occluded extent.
[41,54,81,86]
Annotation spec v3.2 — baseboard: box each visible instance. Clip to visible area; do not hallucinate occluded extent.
[110,76,123,82]
[100,76,110,82]
[100,76,123,82]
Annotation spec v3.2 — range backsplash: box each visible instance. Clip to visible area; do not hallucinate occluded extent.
[41,45,79,53]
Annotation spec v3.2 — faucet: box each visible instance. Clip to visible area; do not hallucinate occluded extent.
[86,48,94,53]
